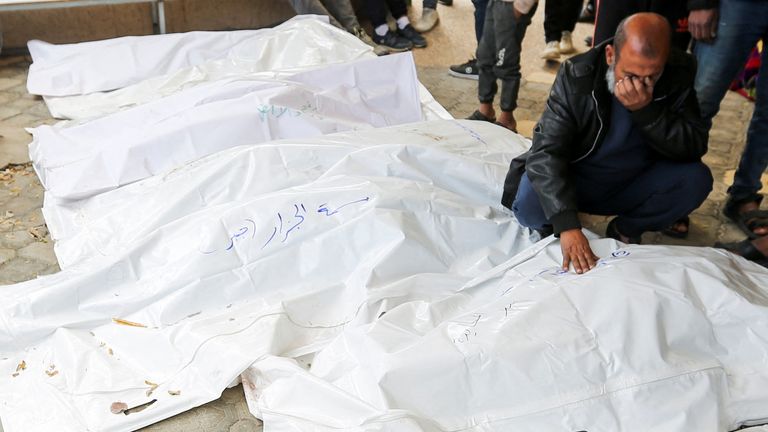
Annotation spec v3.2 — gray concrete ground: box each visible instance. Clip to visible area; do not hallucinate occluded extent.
[0,1,764,430]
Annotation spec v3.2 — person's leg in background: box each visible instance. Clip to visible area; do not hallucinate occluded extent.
[694,0,768,237]
[320,0,363,31]
[541,0,582,60]
[469,0,499,122]
[385,0,429,47]
[363,0,414,51]
[288,0,345,28]
[448,0,489,80]
[592,0,637,46]
[319,0,389,55]
[495,1,537,131]
[557,0,582,53]
[414,0,440,32]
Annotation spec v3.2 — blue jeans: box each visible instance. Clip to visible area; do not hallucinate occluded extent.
[695,0,768,202]
[512,161,713,237]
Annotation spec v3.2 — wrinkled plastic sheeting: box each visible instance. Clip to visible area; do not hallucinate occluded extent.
[0,121,536,432]
[45,120,519,269]
[27,15,339,97]
[30,16,389,121]
[243,240,768,432]
[30,53,424,200]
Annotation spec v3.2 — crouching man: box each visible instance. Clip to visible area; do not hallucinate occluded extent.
[501,13,712,274]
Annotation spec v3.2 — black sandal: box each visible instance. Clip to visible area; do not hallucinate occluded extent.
[715,239,768,266]
[723,195,768,239]
[661,216,690,239]
[466,110,496,123]
[606,218,642,244]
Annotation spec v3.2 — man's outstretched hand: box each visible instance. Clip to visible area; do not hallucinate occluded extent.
[560,229,599,274]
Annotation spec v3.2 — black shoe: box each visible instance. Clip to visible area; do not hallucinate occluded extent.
[584,36,593,47]
[466,110,495,123]
[398,24,427,48]
[577,3,595,23]
[438,0,453,5]
[605,218,642,244]
[449,58,478,80]
[372,30,413,52]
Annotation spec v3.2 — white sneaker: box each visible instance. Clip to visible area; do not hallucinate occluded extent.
[413,8,439,33]
[541,40,560,60]
[559,31,575,54]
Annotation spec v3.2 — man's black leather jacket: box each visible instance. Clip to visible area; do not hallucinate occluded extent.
[501,39,708,235]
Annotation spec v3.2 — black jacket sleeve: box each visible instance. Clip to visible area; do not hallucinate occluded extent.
[630,55,709,162]
[526,64,582,235]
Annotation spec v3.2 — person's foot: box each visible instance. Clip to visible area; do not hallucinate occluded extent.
[497,111,517,132]
[723,196,768,238]
[438,0,453,5]
[541,40,560,60]
[413,7,439,32]
[398,24,427,48]
[578,2,595,23]
[559,31,575,54]
[449,58,479,80]
[353,27,389,56]
[468,103,496,123]
[372,30,413,52]
[715,236,768,267]
[661,216,690,239]
[736,201,768,236]
[467,109,496,123]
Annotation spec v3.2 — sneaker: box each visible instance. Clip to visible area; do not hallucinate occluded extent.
[559,31,575,54]
[541,40,560,60]
[438,0,453,5]
[372,30,413,52]
[353,27,389,56]
[449,58,479,80]
[413,7,439,32]
[398,24,427,48]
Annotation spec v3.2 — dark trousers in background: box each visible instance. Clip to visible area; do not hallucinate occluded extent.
[512,161,713,237]
[289,0,361,31]
[593,0,690,49]
[544,0,582,42]
[473,0,489,43]
[364,0,408,27]
[476,0,536,112]
[695,0,768,202]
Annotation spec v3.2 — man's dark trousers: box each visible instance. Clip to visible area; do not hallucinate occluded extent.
[512,161,713,237]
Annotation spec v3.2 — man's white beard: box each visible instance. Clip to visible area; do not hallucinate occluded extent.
[606,63,615,95]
